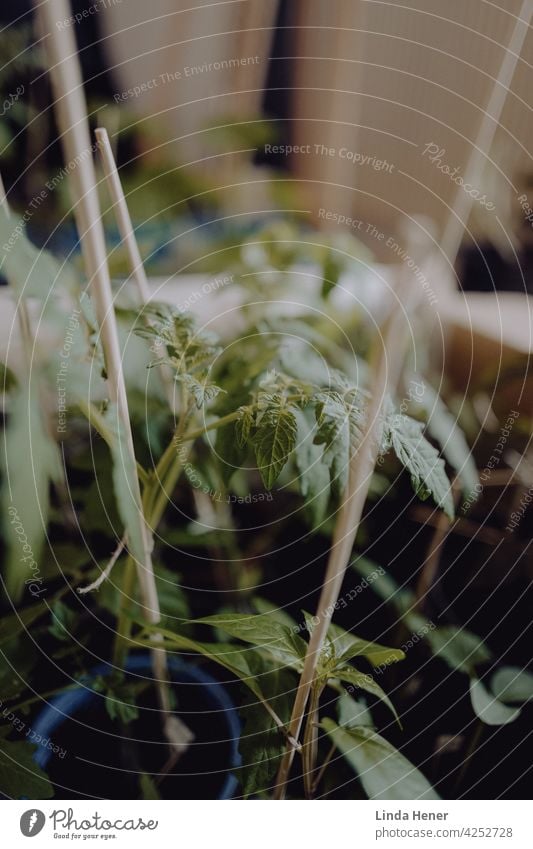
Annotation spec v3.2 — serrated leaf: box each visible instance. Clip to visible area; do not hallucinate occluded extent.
[197,613,307,670]
[253,396,297,489]
[235,406,255,448]
[470,678,521,725]
[409,380,478,498]
[0,738,54,799]
[1,380,62,599]
[293,408,331,528]
[333,666,401,726]
[178,373,223,408]
[383,413,454,518]
[321,719,439,799]
[425,626,491,676]
[490,666,533,704]
[314,390,364,497]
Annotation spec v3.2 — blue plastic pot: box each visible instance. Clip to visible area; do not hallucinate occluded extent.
[31,653,241,800]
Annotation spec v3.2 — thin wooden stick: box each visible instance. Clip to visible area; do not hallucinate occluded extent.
[34,0,191,752]
[441,0,533,267]
[94,127,175,406]
[94,128,151,302]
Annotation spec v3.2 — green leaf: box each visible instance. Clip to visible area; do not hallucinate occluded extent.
[177,374,222,408]
[0,593,64,646]
[318,619,405,668]
[250,597,298,630]
[293,408,331,527]
[490,666,533,704]
[253,396,297,489]
[383,413,454,518]
[136,623,295,730]
[235,406,255,448]
[48,600,77,642]
[237,666,294,797]
[0,361,17,392]
[197,613,307,670]
[470,678,521,726]
[0,641,36,701]
[91,676,140,725]
[332,666,401,726]
[321,247,344,298]
[0,737,54,799]
[215,422,247,486]
[321,718,439,799]
[105,693,139,725]
[1,380,62,599]
[425,626,491,676]
[351,557,415,616]
[337,691,374,729]
[0,209,76,299]
[409,380,478,498]
[135,305,221,382]
[314,390,364,497]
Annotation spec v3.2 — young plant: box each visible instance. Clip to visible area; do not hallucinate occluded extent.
[0,214,460,796]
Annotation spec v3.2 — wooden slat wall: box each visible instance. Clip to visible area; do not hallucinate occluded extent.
[101,0,279,163]
[291,0,533,249]
[100,1,533,248]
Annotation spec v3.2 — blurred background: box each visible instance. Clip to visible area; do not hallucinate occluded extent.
[1,0,533,289]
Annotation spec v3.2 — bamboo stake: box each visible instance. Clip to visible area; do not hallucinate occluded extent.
[441,0,533,267]
[33,0,190,752]
[94,127,175,407]
[94,128,151,303]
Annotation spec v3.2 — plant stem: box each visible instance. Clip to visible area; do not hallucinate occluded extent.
[454,719,484,792]
[311,741,336,794]
[146,392,192,530]
[181,410,241,443]
[302,684,321,798]
[112,555,137,667]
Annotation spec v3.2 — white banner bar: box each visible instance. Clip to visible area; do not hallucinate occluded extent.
[2,799,531,848]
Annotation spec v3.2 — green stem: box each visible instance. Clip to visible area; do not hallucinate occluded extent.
[181,410,241,444]
[76,398,148,485]
[112,556,137,667]
[302,685,321,798]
